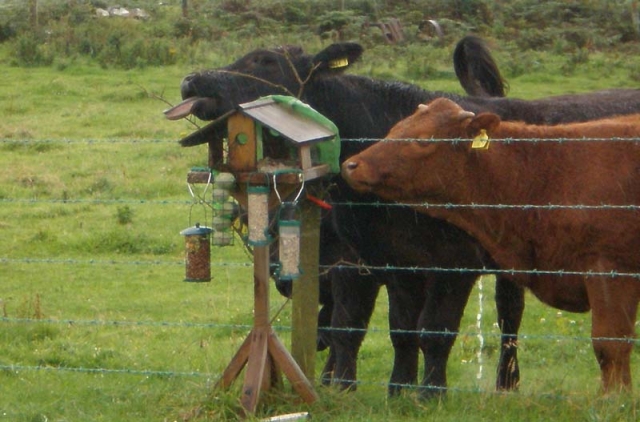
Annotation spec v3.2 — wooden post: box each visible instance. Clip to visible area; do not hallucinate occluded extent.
[291,192,320,380]
[182,0,188,18]
[632,0,640,37]
[240,244,272,412]
[29,0,38,29]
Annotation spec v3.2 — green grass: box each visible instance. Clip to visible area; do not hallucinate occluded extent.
[0,64,192,141]
[1,37,640,421]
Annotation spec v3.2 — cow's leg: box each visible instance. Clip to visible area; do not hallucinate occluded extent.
[587,277,638,392]
[320,345,336,386]
[386,273,426,396]
[318,293,336,384]
[494,276,525,391]
[328,269,382,391]
[418,273,476,399]
[317,297,334,352]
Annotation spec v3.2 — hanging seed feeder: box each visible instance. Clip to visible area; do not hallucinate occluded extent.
[247,184,271,246]
[186,169,237,247]
[277,202,301,280]
[180,223,213,282]
[211,172,237,247]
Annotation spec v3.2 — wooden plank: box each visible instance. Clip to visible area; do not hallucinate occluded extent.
[253,245,270,328]
[268,330,319,404]
[234,165,328,185]
[175,118,226,148]
[240,98,335,144]
[298,145,313,170]
[302,164,329,181]
[291,197,320,381]
[269,351,284,389]
[216,333,252,389]
[227,113,257,172]
[239,203,272,413]
[241,327,269,414]
[187,171,212,184]
[236,171,300,185]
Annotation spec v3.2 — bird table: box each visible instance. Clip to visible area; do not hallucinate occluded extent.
[182,96,340,416]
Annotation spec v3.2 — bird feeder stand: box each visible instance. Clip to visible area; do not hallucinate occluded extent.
[177,96,340,416]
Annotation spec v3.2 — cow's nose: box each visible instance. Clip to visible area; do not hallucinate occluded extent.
[180,74,197,98]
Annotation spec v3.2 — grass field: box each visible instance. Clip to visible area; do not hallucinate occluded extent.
[1,39,640,421]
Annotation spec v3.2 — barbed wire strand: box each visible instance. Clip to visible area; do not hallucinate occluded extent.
[0,257,252,268]
[0,362,571,401]
[0,198,192,205]
[0,138,176,144]
[4,257,640,280]
[2,316,638,345]
[3,197,640,210]
[2,137,640,144]
[0,364,215,379]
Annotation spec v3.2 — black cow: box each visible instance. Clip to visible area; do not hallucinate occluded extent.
[167,37,640,397]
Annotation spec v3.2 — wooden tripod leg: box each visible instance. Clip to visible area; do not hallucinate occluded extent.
[240,326,270,413]
[268,329,319,404]
[216,333,253,389]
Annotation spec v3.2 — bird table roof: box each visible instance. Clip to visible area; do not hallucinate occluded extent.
[239,97,336,145]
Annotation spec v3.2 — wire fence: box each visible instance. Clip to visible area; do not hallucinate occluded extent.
[2,136,640,400]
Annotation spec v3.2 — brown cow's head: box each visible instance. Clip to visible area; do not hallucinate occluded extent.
[341,97,500,202]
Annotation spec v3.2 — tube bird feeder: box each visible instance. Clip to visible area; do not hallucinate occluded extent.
[278,203,301,280]
[180,223,213,282]
[247,184,271,246]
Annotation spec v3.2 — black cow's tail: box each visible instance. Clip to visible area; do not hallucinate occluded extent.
[453,35,509,98]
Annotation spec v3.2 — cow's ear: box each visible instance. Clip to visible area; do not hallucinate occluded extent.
[312,43,364,73]
[466,113,500,137]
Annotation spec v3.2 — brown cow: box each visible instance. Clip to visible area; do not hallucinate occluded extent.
[341,97,640,392]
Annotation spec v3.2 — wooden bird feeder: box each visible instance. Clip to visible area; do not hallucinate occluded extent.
[177,96,339,417]
[185,96,340,194]
[226,96,338,181]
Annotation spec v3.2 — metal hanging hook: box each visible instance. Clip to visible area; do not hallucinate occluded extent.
[187,171,212,203]
[272,170,305,206]
[187,170,213,227]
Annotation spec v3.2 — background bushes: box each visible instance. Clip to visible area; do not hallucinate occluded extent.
[0,0,638,69]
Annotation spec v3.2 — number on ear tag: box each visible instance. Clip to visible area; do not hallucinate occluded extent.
[471,129,490,150]
[328,58,349,69]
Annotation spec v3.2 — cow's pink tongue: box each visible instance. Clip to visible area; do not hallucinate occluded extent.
[163,97,199,120]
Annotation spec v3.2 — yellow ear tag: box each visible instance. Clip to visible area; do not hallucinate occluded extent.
[328,58,349,69]
[471,129,490,150]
